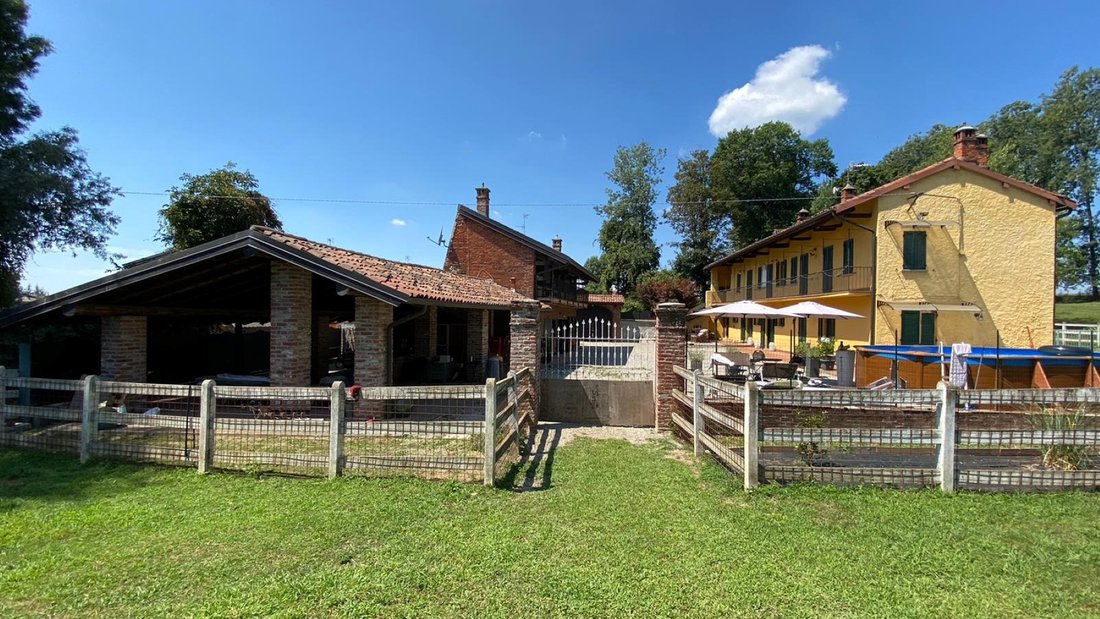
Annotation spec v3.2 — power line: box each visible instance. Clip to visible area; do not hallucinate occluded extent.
[121,188,941,209]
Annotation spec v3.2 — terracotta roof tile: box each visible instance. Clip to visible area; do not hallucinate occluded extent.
[587,293,625,304]
[255,227,531,308]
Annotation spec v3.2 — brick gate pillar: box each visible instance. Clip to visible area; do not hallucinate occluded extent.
[270,262,312,386]
[654,302,688,431]
[509,300,541,422]
[100,315,147,382]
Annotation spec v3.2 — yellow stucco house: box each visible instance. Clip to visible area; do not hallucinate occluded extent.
[705,126,1076,351]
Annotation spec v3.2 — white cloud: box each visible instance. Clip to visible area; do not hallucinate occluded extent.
[391,218,406,226]
[708,45,846,137]
[527,131,543,141]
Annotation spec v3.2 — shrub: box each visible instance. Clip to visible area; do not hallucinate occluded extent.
[1027,404,1094,470]
[795,409,829,466]
[635,270,698,310]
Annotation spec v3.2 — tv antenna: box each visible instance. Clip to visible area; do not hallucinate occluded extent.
[520,213,530,233]
[427,227,448,247]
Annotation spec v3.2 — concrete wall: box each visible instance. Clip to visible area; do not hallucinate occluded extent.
[540,379,655,426]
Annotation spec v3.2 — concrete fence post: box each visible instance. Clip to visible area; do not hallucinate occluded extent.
[80,375,100,464]
[743,380,760,490]
[484,377,497,487]
[329,381,347,479]
[198,379,216,474]
[937,381,957,493]
[692,370,703,457]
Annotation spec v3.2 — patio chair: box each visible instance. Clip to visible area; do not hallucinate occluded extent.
[761,362,798,381]
[710,353,749,382]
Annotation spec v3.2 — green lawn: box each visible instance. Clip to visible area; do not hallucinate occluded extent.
[2,441,1100,618]
[1055,300,1100,324]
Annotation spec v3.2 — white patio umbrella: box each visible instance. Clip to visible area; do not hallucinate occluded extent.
[779,301,864,319]
[691,300,804,350]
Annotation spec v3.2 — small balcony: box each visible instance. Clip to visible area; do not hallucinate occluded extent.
[537,284,589,307]
[707,266,872,305]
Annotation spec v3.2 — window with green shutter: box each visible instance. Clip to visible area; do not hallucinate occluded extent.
[900,310,935,345]
[903,231,927,270]
[842,238,854,274]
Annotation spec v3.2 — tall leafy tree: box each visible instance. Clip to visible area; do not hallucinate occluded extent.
[157,162,281,250]
[665,149,729,287]
[0,0,119,307]
[710,122,836,249]
[593,142,663,297]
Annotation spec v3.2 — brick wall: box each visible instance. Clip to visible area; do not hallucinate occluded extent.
[509,300,541,421]
[466,308,489,382]
[100,315,147,382]
[270,262,312,386]
[354,296,393,387]
[654,302,688,431]
[444,212,536,298]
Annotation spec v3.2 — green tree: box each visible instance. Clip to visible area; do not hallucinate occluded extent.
[592,142,663,296]
[711,122,836,249]
[0,0,119,307]
[157,162,281,250]
[665,149,729,287]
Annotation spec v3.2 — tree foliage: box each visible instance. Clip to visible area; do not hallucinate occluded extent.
[0,0,119,307]
[592,142,663,297]
[634,270,698,310]
[665,149,729,288]
[709,122,836,249]
[157,162,281,250]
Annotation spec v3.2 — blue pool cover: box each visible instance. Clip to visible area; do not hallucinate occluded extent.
[858,345,1100,367]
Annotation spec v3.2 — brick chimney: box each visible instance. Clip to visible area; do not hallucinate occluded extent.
[796,208,811,224]
[840,183,856,202]
[953,124,989,167]
[476,184,490,217]
[552,237,562,252]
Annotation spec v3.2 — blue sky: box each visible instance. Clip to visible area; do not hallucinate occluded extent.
[20,0,1100,292]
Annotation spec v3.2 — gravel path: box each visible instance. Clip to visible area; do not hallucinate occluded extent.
[535,421,659,447]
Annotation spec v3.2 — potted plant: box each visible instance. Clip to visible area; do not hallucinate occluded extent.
[816,338,836,371]
[794,341,822,377]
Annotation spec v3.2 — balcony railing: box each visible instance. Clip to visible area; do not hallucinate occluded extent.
[707,266,872,305]
[537,285,589,306]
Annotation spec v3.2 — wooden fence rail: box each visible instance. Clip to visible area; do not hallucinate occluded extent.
[0,366,533,485]
[670,365,1100,493]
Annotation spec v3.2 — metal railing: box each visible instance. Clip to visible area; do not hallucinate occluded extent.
[708,266,872,304]
[541,318,654,379]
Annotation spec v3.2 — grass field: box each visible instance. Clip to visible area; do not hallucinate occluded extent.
[2,440,1100,617]
[1055,300,1100,324]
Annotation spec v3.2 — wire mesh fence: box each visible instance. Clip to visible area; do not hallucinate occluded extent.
[345,385,486,482]
[93,381,200,465]
[0,369,539,485]
[0,375,84,454]
[213,386,333,476]
[670,365,1100,492]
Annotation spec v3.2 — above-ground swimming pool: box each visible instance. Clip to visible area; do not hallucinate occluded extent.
[855,345,1100,389]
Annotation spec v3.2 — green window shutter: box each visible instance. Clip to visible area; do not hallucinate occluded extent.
[903,231,927,270]
[900,311,920,345]
[920,312,936,345]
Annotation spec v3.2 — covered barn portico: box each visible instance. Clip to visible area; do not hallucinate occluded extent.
[0,227,538,388]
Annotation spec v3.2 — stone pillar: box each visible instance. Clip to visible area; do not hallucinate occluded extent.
[509,300,541,422]
[354,296,393,387]
[654,302,688,431]
[466,309,489,382]
[100,316,147,382]
[270,262,312,386]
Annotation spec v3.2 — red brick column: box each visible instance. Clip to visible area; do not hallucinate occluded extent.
[270,262,312,386]
[354,296,393,387]
[654,302,688,431]
[466,308,489,382]
[100,315,147,382]
[509,300,541,422]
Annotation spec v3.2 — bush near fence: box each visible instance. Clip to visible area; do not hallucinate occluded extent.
[671,365,1100,492]
[0,366,536,485]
